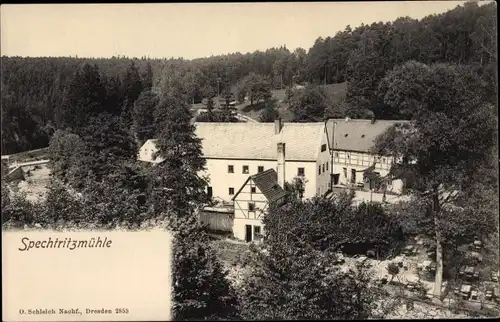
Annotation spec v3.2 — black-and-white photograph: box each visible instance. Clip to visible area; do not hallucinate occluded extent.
[1,1,499,320]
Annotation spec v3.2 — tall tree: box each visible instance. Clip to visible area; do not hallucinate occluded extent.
[373,61,496,299]
[61,63,107,134]
[258,98,280,122]
[150,92,208,217]
[121,61,143,128]
[104,75,124,116]
[133,90,159,146]
[141,62,154,91]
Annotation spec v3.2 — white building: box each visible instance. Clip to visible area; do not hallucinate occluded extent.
[138,118,408,241]
[138,120,330,201]
[325,118,409,194]
[195,120,331,202]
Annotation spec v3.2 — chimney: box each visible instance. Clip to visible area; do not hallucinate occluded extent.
[371,117,376,124]
[277,142,286,189]
[345,117,350,122]
[274,118,282,134]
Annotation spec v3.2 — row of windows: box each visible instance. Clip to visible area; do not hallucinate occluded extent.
[318,162,329,175]
[228,186,256,195]
[334,152,388,164]
[228,165,264,174]
[228,164,308,177]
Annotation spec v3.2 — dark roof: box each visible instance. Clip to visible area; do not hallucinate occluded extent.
[325,119,411,153]
[233,169,288,203]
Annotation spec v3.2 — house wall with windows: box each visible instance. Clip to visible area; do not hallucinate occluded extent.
[232,169,287,242]
[233,179,269,242]
[201,158,317,202]
[332,151,403,193]
[316,127,333,196]
[326,119,409,194]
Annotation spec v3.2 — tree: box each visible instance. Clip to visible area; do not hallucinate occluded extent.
[172,216,240,320]
[236,73,272,106]
[79,113,137,176]
[372,61,496,299]
[62,63,107,133]
[121,61,144,128]
[142,62,154,91]
[79,164,151,228]
[283,176,307,200]
[41,179,84,225]
[150,93,208,218]
[288,84,330,122]
[48,130,88,183]
[324,96,351,119]
[238,197,381,320]
[258,98,280,122]
[104,75,124,116]
[1,187,40,229]
[133,90,159,146]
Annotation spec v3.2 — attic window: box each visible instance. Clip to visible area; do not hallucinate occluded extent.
[272,184,279,190]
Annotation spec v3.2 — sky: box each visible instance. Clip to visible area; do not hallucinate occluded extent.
[0,1,483,60]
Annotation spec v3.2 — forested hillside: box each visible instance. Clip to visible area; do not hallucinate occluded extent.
[1,1,496,154]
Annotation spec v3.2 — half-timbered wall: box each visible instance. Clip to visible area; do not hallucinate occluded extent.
[233,178,269,241]
[331,151,403,193]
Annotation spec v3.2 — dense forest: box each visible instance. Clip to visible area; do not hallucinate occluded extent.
[1,1,496,154]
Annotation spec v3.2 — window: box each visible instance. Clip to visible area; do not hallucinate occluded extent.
[318,165,321,175]
[258,166,264,173]
[326,163,329,171]
[251,186,256,193]
[242,165,249,174]
[382,157,386,164]
[343,167,347,179]
[228,165,234,173]
[322,164,325,173]
[254,226,262,242]
[297,167,305,176]
[321,144,327,152]
[351,169,356,183]
[229,187,235,195]
[248,202,255,212]
[335,152,339,158]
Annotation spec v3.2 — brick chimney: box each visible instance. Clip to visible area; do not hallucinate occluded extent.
[274,118,282,135]
[277,142,286,189]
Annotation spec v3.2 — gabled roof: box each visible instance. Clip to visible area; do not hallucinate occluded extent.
[325,119,411,153]
[232,169,288,203]
[194,122,325,161]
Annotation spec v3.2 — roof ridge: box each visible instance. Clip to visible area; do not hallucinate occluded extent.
[252,168,276,179]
